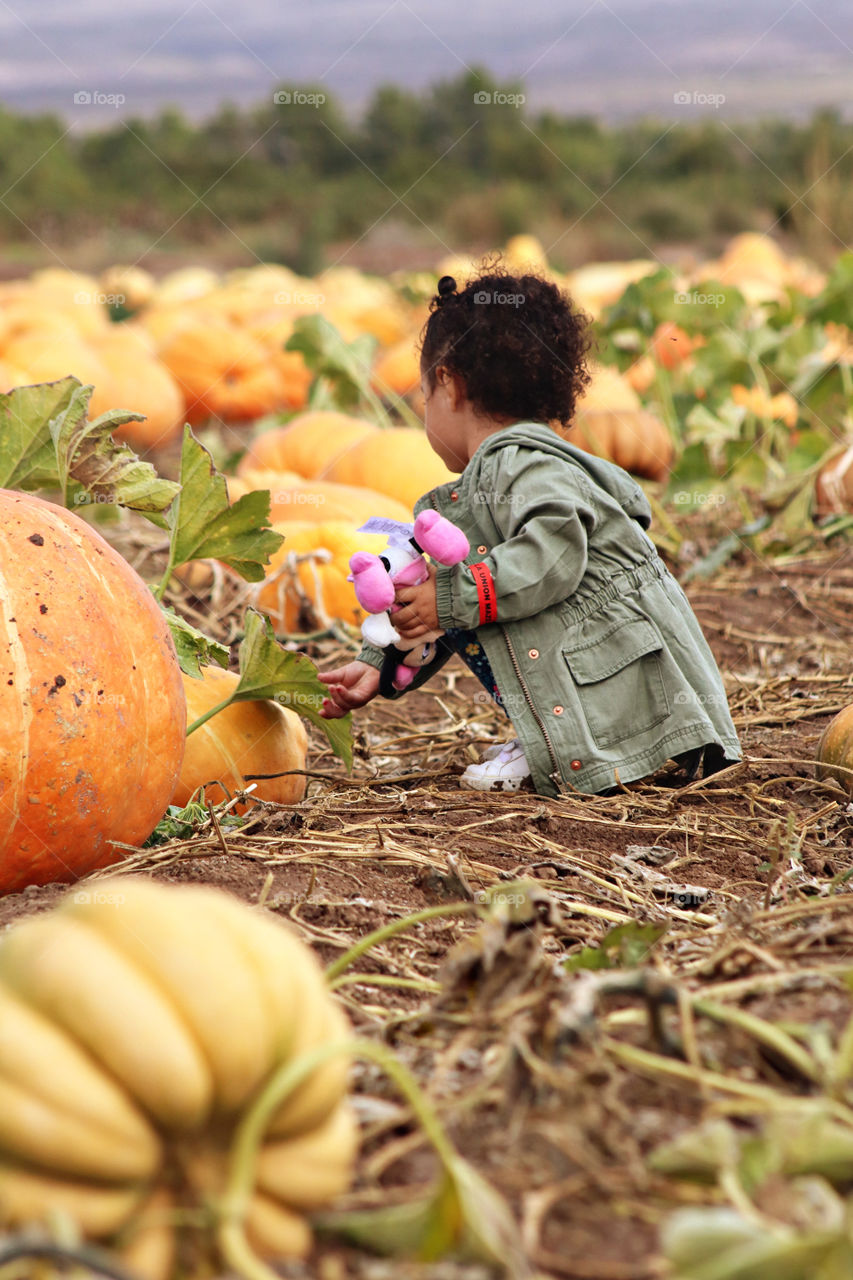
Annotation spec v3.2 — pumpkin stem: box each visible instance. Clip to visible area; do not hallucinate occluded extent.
[324,902,475,983]
[185,694,236,736]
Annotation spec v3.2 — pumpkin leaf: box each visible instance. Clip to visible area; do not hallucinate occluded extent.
[564,920,667,973]
[0,377,80,490]
[286,314,398,426]
[48,385,180,513]
[232,610,353,769]
[159,605,230,679]
[158,426,284,596]
[316,1161,528,1276]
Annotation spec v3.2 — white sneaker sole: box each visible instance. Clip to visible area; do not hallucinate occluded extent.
[459,769,529,792]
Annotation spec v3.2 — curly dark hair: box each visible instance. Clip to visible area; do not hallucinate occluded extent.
[419,263,592,428]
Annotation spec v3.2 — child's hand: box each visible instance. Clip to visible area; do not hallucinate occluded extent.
[318,660,381,718]
[393,565,440,638]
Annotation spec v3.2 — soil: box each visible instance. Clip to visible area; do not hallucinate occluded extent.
[2,526,852,1280]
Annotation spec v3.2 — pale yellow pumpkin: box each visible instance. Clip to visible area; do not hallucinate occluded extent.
[175,666,308,808]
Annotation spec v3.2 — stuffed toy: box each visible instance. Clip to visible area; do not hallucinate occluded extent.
[349,512,470,694]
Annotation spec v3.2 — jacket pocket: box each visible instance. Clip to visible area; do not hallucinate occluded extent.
[563,609,669,748]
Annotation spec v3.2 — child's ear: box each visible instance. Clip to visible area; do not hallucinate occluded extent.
[446,370,468,409]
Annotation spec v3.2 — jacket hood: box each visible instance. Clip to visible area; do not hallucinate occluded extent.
[474,421,652,529]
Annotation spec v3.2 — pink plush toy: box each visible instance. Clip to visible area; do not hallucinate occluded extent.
[349,511,470,693]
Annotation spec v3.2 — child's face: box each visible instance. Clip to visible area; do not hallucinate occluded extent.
[420,369,469,473]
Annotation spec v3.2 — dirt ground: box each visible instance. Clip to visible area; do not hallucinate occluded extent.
[2,525,852,1280]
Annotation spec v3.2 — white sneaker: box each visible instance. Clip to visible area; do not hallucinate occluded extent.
[460,739,531,791]
[480,737,520,761]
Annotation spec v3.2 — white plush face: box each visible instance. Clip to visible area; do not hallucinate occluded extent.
[380,542,422,577]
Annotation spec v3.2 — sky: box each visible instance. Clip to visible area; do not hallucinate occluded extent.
[0,0,850,127]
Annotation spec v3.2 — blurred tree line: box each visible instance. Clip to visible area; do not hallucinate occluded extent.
[0,69,848,271]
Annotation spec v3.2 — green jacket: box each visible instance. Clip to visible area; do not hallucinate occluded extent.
[358,422,741,797]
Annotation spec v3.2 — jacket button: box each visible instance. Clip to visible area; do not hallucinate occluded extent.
[528,648,539,659]
[450,491,459,501]
[553,705,564,715]
[570,758,583,771]
[477,544,488,554]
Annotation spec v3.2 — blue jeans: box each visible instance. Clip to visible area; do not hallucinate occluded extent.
[442,628,509,717]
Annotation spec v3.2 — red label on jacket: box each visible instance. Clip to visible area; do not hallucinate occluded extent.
[469,562,497,624]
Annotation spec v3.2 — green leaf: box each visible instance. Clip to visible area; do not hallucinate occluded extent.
[285,313,405,425]
[164,426,284,583]
[316,1161,528,1277]
[49,387,179,513]
[160,605,230,679]
[564,920,666,973]
[0,377,79,490]
[650,1118,743,1183]
[233,610,353,768]
[287,313,377,398]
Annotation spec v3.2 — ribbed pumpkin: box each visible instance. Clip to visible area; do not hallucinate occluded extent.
[0,490,186,893]
[158,322,285,423]
[557,409,674,483]
[320,427,456,509]
[0,876,356,1279]
[238,412,378,480]
[372,336,421,399]
[174,667,308,809]
[558,362,674,481]
[91,326,185,450]
[815,704,853,796]
[255,520,387,632]
[0,331,118,418]
[814,443,853,516]
[230,470,412,525]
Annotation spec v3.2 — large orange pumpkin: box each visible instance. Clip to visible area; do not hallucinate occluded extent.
[229,470,412,526]
[815,704,853,796]
[557,409,674,483]
[319,427,456,509]
[174,667,307,809]
[90,327,185,451]
[254,520,387,632]
[238,412,378,480]
[158,322,285,423]
[0,490,186,892]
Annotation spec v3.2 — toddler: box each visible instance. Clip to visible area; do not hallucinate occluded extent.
[320,269,741,795]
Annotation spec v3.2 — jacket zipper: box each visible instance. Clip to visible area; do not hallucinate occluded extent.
[430,491,565,793]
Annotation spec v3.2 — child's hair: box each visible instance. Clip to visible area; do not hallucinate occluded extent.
[419,262,592,428]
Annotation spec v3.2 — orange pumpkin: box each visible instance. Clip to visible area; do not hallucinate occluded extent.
[815,704,853,796]
[91,327,185,450]
[174,667,307,809]
[238,412,378,480]
[372,337,421,398]
[0,490,186,892]
[230,470,412,526]
[814,443,853,516]
[254,520,387,632]
[320,428,455,509]
[1,331,116,418]
[557,410,674,483]
[158,322,285,423]
[649,321,700,371]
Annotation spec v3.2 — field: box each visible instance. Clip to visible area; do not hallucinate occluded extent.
[1,229,853,1279]
[2,506,852,1279]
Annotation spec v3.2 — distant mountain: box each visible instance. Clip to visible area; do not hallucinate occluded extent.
[0,0,850,125]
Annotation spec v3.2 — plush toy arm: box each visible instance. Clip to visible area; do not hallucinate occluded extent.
[361,611,401,647]
[349,551,395,612]
[413,509,470,565]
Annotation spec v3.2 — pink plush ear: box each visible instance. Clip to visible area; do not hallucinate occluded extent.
[348,552,395,611]
[414,509,470,564]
